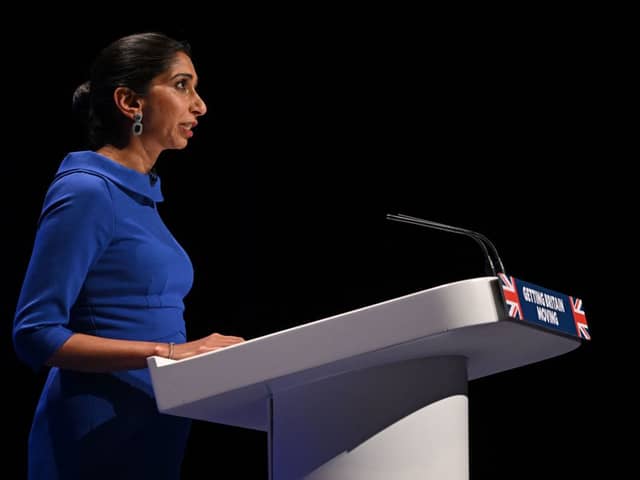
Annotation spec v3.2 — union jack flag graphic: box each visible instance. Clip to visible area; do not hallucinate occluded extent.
[570,296,590,340]
[499,273,522,320]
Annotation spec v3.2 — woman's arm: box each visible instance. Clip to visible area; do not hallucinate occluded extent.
[13,173,115,371]
[46,332,245,372]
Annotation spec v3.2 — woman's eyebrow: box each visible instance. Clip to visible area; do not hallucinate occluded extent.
[170,73,194,80]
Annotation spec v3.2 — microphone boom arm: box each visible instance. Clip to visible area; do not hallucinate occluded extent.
[386,213,506,277]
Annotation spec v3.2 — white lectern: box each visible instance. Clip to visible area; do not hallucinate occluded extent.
[147,277,582,479]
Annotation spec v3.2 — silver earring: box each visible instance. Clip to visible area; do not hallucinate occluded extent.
[132,112,143,136]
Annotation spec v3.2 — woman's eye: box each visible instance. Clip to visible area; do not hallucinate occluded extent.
[176,80,188,91]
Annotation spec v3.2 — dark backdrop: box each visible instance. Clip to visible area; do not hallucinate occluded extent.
[3,19,619,479]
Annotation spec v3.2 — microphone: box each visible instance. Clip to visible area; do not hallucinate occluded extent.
[386,213,506,277]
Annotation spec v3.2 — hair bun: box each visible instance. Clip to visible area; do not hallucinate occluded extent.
[72,80,91,117]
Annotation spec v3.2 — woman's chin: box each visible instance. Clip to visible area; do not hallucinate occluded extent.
[168,140,189,150]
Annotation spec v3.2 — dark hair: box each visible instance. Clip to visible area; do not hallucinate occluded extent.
[72,32,192,149]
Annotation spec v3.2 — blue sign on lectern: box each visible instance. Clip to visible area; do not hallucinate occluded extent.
[498,273,590,340]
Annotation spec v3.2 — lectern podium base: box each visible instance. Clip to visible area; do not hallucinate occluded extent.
[306,395,468,479]
[269,356,469,480]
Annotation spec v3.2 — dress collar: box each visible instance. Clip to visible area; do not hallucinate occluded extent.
[56,151,164,203]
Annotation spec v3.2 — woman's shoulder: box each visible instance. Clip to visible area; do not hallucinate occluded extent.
[38,163,115,225]
[45,167,113,211]
[50,168,111,197]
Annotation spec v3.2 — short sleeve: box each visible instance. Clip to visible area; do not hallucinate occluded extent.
[13,172,114,371]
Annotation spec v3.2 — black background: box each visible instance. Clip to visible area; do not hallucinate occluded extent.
[2,16,623,479]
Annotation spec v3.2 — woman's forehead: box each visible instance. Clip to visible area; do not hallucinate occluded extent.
[157,52,197,81]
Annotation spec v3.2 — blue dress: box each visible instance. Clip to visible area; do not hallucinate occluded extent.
[14,151,194,479]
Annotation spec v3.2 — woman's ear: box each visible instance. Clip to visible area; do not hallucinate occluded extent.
[113,87,142,120]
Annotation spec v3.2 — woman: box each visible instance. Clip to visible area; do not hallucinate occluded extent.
[13,32,244,479]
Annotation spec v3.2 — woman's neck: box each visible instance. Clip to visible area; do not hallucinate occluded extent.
[96,144,157,174]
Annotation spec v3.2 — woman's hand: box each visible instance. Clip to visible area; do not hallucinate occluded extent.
[173,333,245,360]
